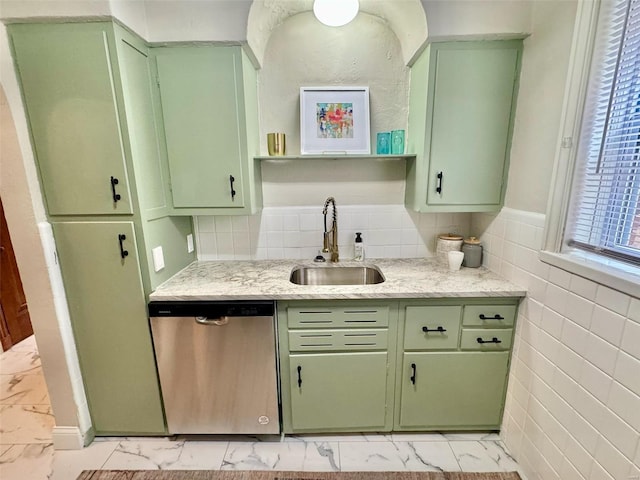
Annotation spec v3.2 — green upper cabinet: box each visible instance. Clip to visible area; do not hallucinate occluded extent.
[9,23,134,216]
[406,40,522,212]
[152,45,262,215]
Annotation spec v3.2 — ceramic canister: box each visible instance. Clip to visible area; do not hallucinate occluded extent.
[461,236,483,268]
[436,233,463,264]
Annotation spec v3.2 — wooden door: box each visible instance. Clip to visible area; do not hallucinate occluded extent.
[0,198,33,350]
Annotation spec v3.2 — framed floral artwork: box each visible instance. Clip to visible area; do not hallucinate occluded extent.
[300,86,370,155]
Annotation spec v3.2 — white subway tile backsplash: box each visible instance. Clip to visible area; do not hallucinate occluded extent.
[214,216,233,233]
[548,266,572,289]
[593,437,634,480]
[613,351,640,398]
[545,284,568,316]
[628,298,640,323]
[607,382,640,432]
[595,285,631,317]
[194,205,469,261]
[569,275,599,301]
[579,361,613,404]
[475,207,640,480]
[590,306,626,346]
[564,293,594,330]
[585,334,619,376]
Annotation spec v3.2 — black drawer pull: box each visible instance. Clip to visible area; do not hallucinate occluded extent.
[410,363,417,385]
[479,314,505,320]
[436,171,443,194]
[118,234,129,259]
[110,176,121,203]
[477,337,502,344]
[229,175,236,200]
[422,326,447,333]
[297,365,302,388]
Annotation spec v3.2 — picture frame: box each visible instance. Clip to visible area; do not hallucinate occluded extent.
[300,86,371,155]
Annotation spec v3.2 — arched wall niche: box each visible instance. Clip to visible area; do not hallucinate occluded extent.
[247,0,429,68]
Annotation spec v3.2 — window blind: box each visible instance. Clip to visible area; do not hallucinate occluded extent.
[566,0,640,265]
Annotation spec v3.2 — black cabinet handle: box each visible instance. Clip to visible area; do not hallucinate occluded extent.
[477,337,502,344]
[479,314,505,321]
[297,365,302,388]
[410,363,416,385]
[110,176,121,203]
[422,326,447,333]
[436,171,443,194]
[118,234,129,259]
[229,175,236,201]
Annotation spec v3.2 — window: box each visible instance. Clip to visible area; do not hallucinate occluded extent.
[565,0,640,265]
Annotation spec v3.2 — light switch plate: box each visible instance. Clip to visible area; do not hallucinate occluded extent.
[187,234,194,253]
[152,246,165,272]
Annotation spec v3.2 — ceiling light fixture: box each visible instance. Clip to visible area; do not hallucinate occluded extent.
[313,0,359,27]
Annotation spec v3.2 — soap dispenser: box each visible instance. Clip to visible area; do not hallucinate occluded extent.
[354,232,365,261]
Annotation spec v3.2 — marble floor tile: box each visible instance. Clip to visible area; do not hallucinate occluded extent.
[0,372,50,405]
[285,433,393,443]
[0,350,41,375]
[449,440,519,472]
[443,433,501,441]
[101,440,185,469]
[0,405,54,444]
[390,433,449,442]
[49,441,120,480]
[222,441,340,471]
[0,443,54,480]
[9,336,38,352]
[170,441,230,469]
[339,441,461,472]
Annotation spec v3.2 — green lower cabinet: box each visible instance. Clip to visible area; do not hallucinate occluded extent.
[53,221,165,434]
[398,351,510,430]
[289,352,389,431]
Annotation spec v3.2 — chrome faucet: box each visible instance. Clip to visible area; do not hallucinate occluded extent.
[322,197,339,262]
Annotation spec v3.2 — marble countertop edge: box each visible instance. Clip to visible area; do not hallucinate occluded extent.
[149,258,527,302]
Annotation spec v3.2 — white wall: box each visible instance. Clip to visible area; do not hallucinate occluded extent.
[504,0,577,214]
[474,208,640,480]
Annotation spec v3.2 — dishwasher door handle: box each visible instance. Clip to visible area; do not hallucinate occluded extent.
[195,316,230,326]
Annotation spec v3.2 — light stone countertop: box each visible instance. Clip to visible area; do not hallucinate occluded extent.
[149,258,526,301]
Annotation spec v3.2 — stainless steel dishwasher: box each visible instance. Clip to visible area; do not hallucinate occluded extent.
[148,300,279,434]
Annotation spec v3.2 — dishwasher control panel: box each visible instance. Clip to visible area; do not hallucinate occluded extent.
[148,300,275,318]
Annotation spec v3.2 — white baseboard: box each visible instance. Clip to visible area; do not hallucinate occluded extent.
[52,426,85,450]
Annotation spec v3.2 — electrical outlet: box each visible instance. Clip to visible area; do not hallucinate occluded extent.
[152,246,165,272]
[187,234,194,253]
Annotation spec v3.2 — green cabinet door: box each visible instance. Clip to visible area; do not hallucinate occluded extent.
[53,221,165,434]
[155,46,245,209]
[406,41,521,212]
[9,23,133,216]
[426,42,520,206]
[399,351,509,430]
[289,352,389,431]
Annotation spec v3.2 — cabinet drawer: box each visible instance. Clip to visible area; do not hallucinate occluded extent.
[288,306,389,328]
[404,306,461,350]
[461,329,512,350]
[463,305,516,327]
[289,329,388,351]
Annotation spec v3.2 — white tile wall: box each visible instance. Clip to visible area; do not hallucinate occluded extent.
[195,205,471,261]
[472,207,640,480]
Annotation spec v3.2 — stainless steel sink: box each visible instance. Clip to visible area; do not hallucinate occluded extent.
[289,265,385,285]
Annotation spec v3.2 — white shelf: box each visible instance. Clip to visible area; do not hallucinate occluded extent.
[256,154,416,161]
